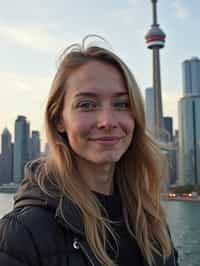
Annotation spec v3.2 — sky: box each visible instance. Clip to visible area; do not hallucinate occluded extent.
[0,0,199,148]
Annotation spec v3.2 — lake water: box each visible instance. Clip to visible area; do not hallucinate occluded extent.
[163,201,200,266]
[0,194,200,265]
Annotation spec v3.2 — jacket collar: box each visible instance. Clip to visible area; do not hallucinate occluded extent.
[14,177,85,237]
[55,195,85,236]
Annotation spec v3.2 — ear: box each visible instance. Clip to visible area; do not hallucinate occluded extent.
[56,118,65,133]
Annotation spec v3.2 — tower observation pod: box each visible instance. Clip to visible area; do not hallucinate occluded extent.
[145,26,166,49]
[145,0,166,141]
[145,0,166,49]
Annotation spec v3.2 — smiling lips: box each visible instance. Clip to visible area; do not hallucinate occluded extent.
[90,136,123,145]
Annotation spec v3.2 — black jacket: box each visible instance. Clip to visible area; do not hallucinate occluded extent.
[0,177,179,266]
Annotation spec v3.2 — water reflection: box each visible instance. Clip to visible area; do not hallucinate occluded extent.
[163,201,200,266]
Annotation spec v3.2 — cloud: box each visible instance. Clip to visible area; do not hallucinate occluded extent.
[0,71,50,96]
[107,1,148,27]
[0,70,51,122]
[172,0,190,20]
[0,70,51,141]
[0,24,67,54]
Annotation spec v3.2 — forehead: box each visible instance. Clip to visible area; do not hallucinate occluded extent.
[66,60,128,96]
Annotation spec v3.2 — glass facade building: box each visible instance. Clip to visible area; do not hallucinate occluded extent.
[182,57,200,96]
[0,128,13,184]
[13,116,30,183]
[29,131,41,161]
[163,117,173,142]
[178,96,200,185]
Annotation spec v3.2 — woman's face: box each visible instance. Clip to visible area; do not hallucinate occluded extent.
[60,60,135,166]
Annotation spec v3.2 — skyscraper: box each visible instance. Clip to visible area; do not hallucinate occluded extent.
[145,87,154,133]
[44,143,50,157]
[182,57,200,96]
[29,130,41,160]
[163,117,173,142]
[13,116,30,183]
[166,147,178,186]
[145,0,166,140]
[0,128,13,184]
[178,96,200,185]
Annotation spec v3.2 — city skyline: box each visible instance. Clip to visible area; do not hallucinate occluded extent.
[0,112,177,186]
[0,116,41,184]
[0,1,200,140]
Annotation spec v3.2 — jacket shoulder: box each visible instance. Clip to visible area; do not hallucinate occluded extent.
[0,209,40,266]
[14,206,69,249]
[1,206,73,264]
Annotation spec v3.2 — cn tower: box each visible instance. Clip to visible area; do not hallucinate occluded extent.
[145,0,166,140]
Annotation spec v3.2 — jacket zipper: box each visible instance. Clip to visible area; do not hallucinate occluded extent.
[74,239,95,266]
[74,239,177,266]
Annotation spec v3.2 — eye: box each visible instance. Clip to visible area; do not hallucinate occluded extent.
[77,101,97,111]
[114,101,130,110]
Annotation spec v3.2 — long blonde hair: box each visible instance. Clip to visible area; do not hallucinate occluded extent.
[27,35,171,266]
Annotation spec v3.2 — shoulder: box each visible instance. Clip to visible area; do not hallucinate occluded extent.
[0,206,69,266]
[0,208,40,266]
[16,206,68,247]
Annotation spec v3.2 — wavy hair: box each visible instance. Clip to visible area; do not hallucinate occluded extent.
[27,35,171,266]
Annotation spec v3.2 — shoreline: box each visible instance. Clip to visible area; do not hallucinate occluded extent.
[0,185,18,194]
[163,197,200,202]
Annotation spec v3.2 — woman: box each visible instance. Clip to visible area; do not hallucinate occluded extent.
[0,36,178,266]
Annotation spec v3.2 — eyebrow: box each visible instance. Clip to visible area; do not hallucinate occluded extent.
[74,91,129,98]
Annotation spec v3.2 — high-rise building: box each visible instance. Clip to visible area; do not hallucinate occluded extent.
[167,147,178,186]
[145,87,154,133]
[163,117,173,142]
[173,130,179,185]
[174,130,179,145]
[0,128,13,184]
[29,131,41,160]
[0,154,3,184]
[162,146,178,187]
[182,57,200,96]
[44,143,50,157]
[13,116,30,183]
[178,96,200,185]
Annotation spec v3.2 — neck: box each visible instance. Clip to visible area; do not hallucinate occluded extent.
[75,157,115,195]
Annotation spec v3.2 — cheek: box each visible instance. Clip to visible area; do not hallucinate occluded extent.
[66,118,93,140]
[120,117,135,136]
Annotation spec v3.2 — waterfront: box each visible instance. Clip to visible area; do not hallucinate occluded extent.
[163,200,200,266]
[0,194,200,265]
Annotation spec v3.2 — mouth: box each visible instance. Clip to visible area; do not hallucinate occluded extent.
[89,136,123,145]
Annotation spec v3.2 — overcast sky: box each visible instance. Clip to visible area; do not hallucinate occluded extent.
[0,0,199,147]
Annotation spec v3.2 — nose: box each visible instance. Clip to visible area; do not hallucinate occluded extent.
[96,107,118,131]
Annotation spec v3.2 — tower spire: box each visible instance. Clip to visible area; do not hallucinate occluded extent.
[145,0,166,140]
[152,0,158,25]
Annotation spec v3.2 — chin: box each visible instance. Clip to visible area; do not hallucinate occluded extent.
[92,155,121,165]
